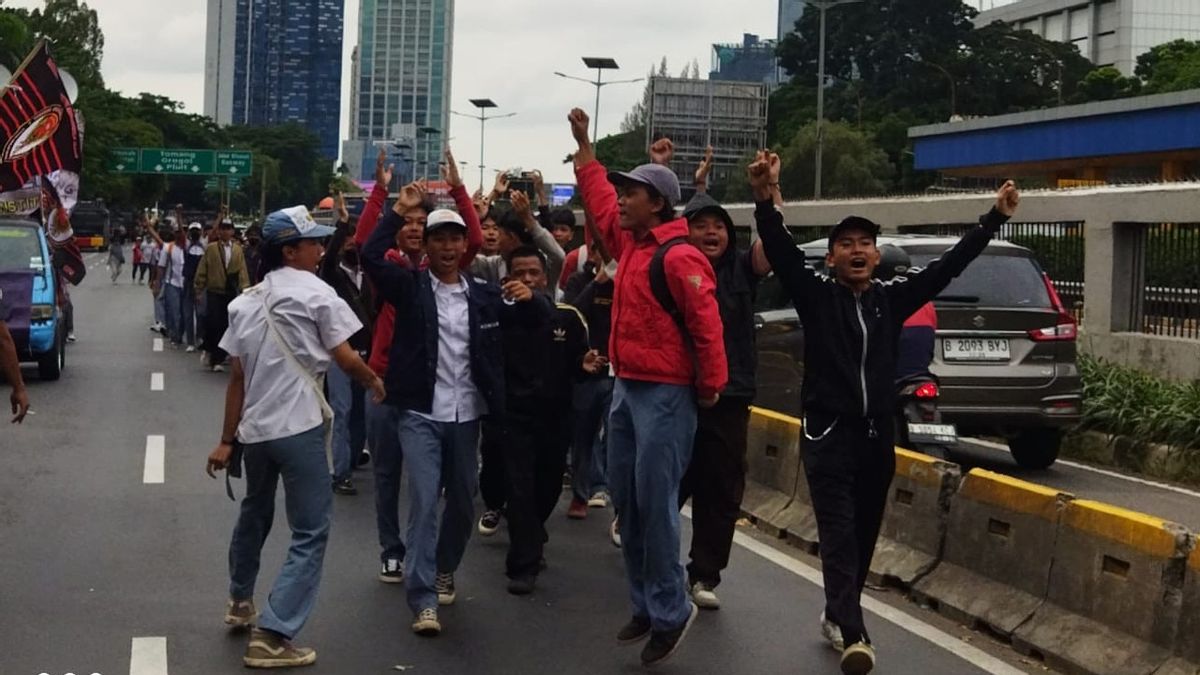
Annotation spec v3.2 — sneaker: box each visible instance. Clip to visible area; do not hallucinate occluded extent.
[610,517,622,548]
[507,576,536,596]
[641,603,698,667]
[435,572,456,606]
[223,598,258,628]
[567,498,588,520]
[411,608,441,637]
[356,449,371,468]
[212,363,227,373]
[332,478,357,496]
[243,627,316,668]
[821,611,845,651]
[378,559,404,584]
[478,510,501,536]
[186,345,197,353]
[840,641,876,675]
[690,581,720,610]
[588,491,609,508]
[200,351,210,367]
[616,615,652,644]
[66,332,77,343]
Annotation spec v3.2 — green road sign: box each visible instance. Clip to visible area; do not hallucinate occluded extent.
[108,148,139,174]
[215,151,253,176]
[140,149,215,175]
[204,176,242,190]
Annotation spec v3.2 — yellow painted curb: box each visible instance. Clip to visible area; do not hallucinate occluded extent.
[1064,500,1182,559]
[958,469,1067,521]
[895,448,945,486]
[750,406,802,429]
[1190,544,1200,572]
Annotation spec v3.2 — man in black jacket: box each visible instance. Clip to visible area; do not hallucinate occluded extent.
[501,245,604,595]
[321,202,376,495]
[756,151,1019,675]
[361,181,552,637]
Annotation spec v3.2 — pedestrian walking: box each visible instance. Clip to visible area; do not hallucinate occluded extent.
[361,178,548,637]
[756,158,1020,674]
[205,204,385,669]
[570,107,728,667]
[107,227,126,284]
[183,223,207,353]
[150,225,189,347]
[195,211,251,372]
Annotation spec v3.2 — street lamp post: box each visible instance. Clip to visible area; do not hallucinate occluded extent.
[555,57,645,143]
[1004,34,1064,106]
[451,99,517,191]
[806,0,862,200]
[906,55,957,118]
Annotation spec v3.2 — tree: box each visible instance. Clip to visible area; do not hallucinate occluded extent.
[620,57,670,134]
[776,121,892,200]
[1075,66,1142,102]
[0,8,33,69]
[26,0,104,88]
[1135,40,1200,93]
[594,128,646,173]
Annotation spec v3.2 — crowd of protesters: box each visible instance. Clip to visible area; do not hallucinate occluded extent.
[197,110,1020,674]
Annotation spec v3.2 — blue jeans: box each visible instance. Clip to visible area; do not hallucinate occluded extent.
[397,412,480,613]
[327,363,364,481]
[368,398,405,562]
[607,379,697,632]
[228,424,332,640]
[163,283,184,343]
[153,285,166,327]
[571,376,614,502]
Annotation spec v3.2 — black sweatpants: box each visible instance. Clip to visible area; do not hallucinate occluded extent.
[802,412,895,647]
[205,291,233,365]
[479,418,507,512]
[503,408,571,580]
[679,397,750,588]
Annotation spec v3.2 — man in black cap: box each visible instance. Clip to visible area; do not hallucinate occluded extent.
[755,149,1020,674]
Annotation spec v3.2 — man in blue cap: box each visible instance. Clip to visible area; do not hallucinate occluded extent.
[206,204,385,669]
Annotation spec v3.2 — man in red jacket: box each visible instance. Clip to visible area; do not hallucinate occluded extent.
[570,108,727,667]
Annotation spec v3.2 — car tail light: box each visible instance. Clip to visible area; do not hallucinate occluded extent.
[1029,273,1077,342]
[914,382,939,399]
[1043,400,1080,416]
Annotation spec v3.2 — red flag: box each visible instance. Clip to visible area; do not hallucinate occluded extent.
[0,40,82,192]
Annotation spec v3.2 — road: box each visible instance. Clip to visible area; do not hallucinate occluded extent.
[0,252,1190,675]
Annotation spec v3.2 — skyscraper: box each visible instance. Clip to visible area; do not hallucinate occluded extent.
[778,0,804,41]
[344,0,455,181]
[203,0,344,160]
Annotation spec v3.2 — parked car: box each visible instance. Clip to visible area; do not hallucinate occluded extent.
[752,234,1082,469]
[0,217,65,379]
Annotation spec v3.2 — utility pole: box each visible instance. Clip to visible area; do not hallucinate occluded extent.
[807,0,862,200]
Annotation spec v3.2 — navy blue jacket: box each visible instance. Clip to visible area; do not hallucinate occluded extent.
[362,209,553,416]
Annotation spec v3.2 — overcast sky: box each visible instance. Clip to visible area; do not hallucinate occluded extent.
[6,0,781,184]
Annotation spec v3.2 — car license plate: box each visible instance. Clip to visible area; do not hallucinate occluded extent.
[907,423,958,445]
[943,338,1010,361]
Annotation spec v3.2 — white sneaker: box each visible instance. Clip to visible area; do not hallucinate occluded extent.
[840,641,875,675]
[411,608,441,636]
[66,333,77,343]
[690,582,720,610]
[378,559,404,584]
[186,345,196,353]
[610,517,622,548]
[821,611,845,651]
[434,572,456,606]
[587,491,609,508]
[212,364,227,373]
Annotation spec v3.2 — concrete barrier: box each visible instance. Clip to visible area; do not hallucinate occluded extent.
[1012,500,1192,675]
[868,449,960,586]
[912,469,1071,637]
[740,407,802,536]
[1156,546,1200,675]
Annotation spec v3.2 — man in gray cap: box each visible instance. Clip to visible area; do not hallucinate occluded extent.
[206,204,385,669]
[570,108,728,667]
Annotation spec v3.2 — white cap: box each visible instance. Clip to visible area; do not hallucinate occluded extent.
[188,222,202,231]
[425,209,466,234]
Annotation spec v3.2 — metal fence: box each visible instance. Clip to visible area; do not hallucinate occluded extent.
[1125,222,1200,340]
[899,221,1086,320]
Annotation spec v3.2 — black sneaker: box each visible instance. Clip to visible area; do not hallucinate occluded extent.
[332,478,357,495]
[356,449,371,468]
[641,603,698,667]
[435,572,456,606]
[616,615,652,644]
[378,559,404,584]
[478,510,502,536]
[507,576,536,596]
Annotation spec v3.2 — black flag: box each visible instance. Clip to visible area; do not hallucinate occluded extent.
[0,40,82,191]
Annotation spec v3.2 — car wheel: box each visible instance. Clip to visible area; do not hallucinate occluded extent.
[37,327,64,381]
[1008,429,1062,469]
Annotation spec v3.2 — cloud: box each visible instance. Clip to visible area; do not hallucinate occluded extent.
[8,0,778,183]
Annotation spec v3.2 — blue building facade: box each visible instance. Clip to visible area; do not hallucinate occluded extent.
[230,0,344,160]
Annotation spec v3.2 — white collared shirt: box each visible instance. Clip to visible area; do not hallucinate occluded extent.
[157,243,186,288]
[340,263,363,290]
[220,266,362,443]
[414,271,487,423]
[221,241,233,267]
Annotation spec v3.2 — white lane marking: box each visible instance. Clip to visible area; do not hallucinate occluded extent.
[150,372,164,391]
[683,507,1029,675]
[130,636,168,674]
[153,338,163,352]
[143,436,165,484]
[962,437,1200,500]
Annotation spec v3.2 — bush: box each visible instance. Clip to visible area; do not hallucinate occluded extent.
[1079,353,1200,452]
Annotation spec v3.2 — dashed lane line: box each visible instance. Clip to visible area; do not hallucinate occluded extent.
[150,372,164,391]
[153,338,163,352]
[130,636,168,675]
[143,436,165,484]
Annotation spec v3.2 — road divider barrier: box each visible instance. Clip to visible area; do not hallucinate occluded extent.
[742,407,801,537]
[912,469,1071,638]
[869,449,960,586]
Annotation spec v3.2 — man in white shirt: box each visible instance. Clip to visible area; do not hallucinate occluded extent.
[205,205,385,670]
[155,226,188,346]
[362,181,553,638]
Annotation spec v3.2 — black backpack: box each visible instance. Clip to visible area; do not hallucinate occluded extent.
[649,237,693,348]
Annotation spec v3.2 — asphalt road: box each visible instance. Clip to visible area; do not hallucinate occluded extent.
[0,252,1189,675]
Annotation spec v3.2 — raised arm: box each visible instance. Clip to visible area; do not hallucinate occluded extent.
[511,190,565,270]
[443,147,483,268]
[354,149,393,249]
[748,151,780,278]
[752,152,821,313]
[570,108,628,261]
[362,182,423,307]
[887,182,1018,320]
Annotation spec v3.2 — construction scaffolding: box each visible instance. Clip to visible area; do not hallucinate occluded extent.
[646,77,769,192]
